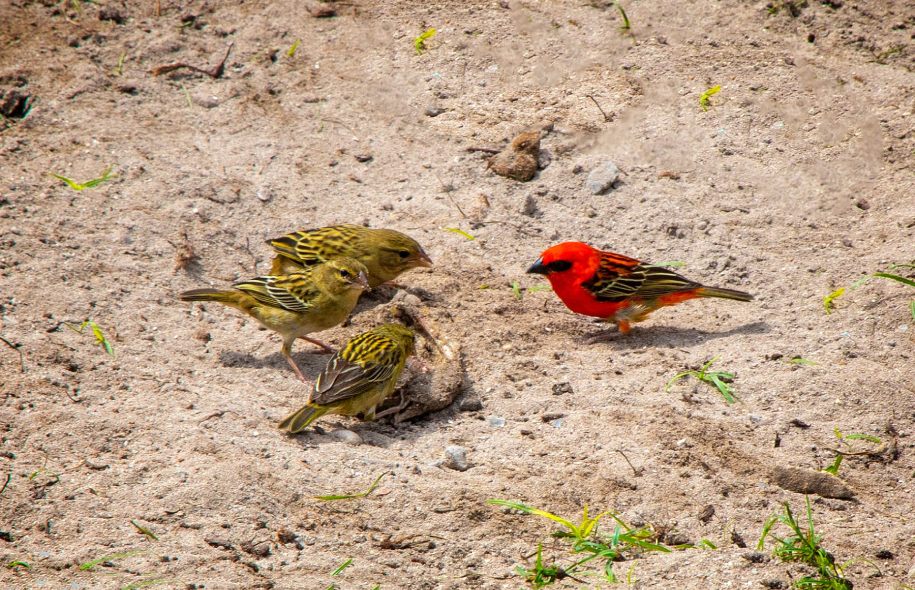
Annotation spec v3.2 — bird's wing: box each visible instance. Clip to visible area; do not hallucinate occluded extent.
[583,252,700,302]
[311,331,403,406]
[268,224,361,265]
[233,272,318,312]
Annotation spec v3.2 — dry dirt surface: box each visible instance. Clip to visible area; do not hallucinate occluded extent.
[1,0,914,589]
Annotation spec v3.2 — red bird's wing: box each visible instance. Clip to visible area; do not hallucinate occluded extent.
[583,252,701,302]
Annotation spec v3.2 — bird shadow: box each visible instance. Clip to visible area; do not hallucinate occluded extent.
[217,349,329,375]
[584,320,771,350]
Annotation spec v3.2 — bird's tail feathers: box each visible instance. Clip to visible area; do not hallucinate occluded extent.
[695,286,754,302]
[179,288,235,303]
[278,404,327,434]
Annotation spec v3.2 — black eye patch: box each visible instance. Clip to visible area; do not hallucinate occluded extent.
[547,260,572,272]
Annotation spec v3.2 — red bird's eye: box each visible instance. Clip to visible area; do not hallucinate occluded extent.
[548,260,572,272]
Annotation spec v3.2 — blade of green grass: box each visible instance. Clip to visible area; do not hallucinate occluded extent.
[331,558,353,576]
[615,3,631,30]
[79,550,145,571]
[511,281,522,300]
[6,560,30,570]
[287,39,301,58]
[315,472,389,501]
[130,519,158,541]
[65,320,115,357]
[872,272,915,288]
[441,227,475,240]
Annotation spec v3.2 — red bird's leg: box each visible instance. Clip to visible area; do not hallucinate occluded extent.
[298,335,335,353]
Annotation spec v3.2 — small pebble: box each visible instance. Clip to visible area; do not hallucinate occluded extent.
[585,160,619,194]
[552,382,573,395]
[425,106,445,117]
[329,429,363,445]
[354,153,373,163]
[487,416,506,428]
[443,446,470,471]
[458,398,483,412]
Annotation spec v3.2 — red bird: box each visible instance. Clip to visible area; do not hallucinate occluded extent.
[527,242,753,334]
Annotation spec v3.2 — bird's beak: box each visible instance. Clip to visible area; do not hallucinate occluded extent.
[356,271,370,290]
[526,258,550,275]
[415,250,433,268]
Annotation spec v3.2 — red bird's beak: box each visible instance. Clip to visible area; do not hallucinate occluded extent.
[527,258,550,275]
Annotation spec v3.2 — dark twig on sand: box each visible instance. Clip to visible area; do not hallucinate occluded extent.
[151,43,234,79]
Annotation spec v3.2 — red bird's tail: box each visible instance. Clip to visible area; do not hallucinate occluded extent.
[694,286,754,302]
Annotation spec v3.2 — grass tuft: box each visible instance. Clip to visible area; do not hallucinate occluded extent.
[665,357,736,403]
[488,499,677,585]
[6,560,30,570]
[51,165,115,191]
[758,497,851,589]
[615,3,631,31]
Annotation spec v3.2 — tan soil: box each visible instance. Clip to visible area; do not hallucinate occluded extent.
[1,1,914,589]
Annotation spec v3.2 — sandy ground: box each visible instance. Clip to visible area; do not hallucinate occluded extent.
[1,0,914,588]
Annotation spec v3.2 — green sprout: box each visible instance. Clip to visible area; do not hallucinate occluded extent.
[654,260,686,268]
[511,281,523,300]
[414,28,437,54]
[824,428,883,476]
[665,357,736,403]
[699,85,721,111]
[758,498,852,589]
[65,320,115,357]
[442,227,475,240]
[488,499,674,585]
[315,472,388,501]
[788,357,816,366]
[51,165,115,191]
[823,264,914,315]
[287,39,301,58]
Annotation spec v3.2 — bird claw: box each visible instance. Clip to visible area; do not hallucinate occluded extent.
[298,335,335,354]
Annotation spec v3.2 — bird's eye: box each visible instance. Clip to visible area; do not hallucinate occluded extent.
[340,270,352,278]
[548,260,572,272]
[397,250,410,259]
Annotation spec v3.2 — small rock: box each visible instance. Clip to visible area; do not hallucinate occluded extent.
[761,580,787,589]
[458,398,483,412]
[98,6,126,24]
[307,3,336,17]
[742,552,769,563]
[697,504,715,523]
[585,160,619,194]
[240,540,271,558]
[487,131,540,182]
[443,446,470,471]
[537,149,552,170]
[486,416,506,428]
[329,429,362,445]
[874,549,894,559]
[354,153,373,163]
[521,194,540,218]
[541,412,565,422]
[425,106,445,117]
[769,466,855,500]
[256,188,272,203]
[855,199,870,210]
[204,536,233,550]
[552,382,573,395]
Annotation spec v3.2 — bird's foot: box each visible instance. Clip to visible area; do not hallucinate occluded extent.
[284,354,309,383]
[298,335,335,354]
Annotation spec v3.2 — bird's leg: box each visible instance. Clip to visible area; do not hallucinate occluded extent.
[585,320,629,343]
[361,406,377,421]
[298,335,335,354]
[281,341,309,383]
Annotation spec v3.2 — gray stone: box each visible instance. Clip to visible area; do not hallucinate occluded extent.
[443,446,470,471]
[329,429,363,445]
[586,161,619,194]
